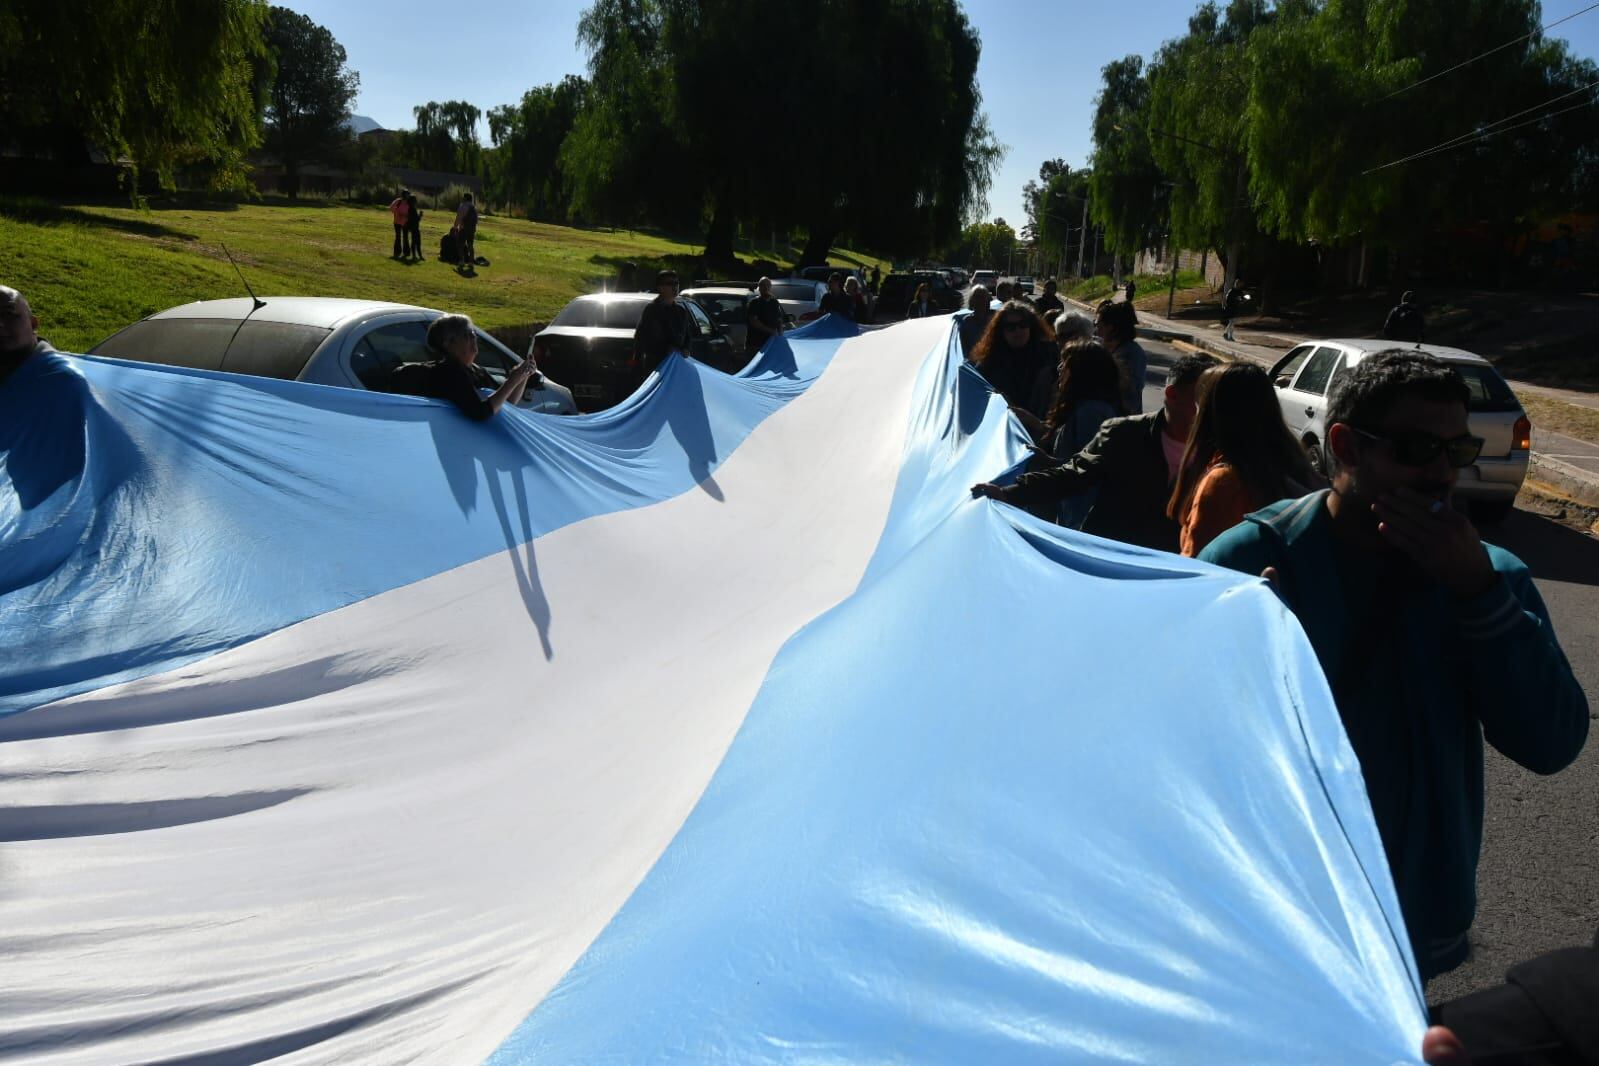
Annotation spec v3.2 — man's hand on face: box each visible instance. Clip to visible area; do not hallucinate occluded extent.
[1372,486,1497,599]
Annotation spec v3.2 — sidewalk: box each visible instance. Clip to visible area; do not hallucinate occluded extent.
[1066,296,1599,505]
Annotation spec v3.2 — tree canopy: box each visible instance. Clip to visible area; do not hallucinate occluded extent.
[1085,0,1599,285]
[564,0,1002,263]
[261,6,359,199]
[0,0,268,189]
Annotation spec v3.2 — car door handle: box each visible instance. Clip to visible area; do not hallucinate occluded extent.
[1305,406,1316,417]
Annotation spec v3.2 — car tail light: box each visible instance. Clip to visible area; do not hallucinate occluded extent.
[1513,415,1531,451]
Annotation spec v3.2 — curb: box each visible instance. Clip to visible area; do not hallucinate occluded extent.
[1529,454,1599,508]
[1063,296,1599,503]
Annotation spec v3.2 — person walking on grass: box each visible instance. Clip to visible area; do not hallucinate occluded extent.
[405,191,423,262]
[389,189,411,259]
[454,193,479,273]
[1383,290,1425,344]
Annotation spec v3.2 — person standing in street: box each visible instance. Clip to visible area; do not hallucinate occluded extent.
[905,281,937,319]
[1221,276,1246,342]
[1025,341,1128,529]
[1200,351,1588,981]
[389,189,411,259]
[959,286,994,357]
[869,264,880,294]
[971,353,1218,552]
[818,272,856,321]
[966,300,1056,419]
[1125,278,1137,303]
[1383,290,1425,343]
[1166,362,1315,557]
[1095,298,1148,416]
[845,275,869,320]
[1034,278,1064,320]
[746,277,784,357]
[633,269,692,376]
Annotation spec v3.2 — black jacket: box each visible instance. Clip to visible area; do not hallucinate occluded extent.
[975,338,1055,419]
[1383,302,1424,342]
[1007,409,1179,552]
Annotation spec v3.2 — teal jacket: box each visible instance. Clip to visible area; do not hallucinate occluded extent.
[1201,492,1588,980]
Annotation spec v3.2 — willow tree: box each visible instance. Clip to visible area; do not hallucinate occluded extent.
[0,0,268,190]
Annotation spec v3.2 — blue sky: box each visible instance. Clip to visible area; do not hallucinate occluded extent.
[295,0,1599,229]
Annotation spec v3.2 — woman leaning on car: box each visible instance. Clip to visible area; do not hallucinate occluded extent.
[393,314,536,421]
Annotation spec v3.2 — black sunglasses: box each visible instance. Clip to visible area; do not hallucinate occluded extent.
[1350,427,1484,468]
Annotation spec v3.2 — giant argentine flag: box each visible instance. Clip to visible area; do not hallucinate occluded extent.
[1,315,1426,1063]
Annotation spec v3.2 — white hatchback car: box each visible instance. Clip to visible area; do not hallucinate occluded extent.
[1269,339,1531,522]
[90,297,579,415]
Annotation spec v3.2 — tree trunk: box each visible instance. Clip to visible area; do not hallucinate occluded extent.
[800,224,837,267]
[284,161,301,201]
[703,200,736,267]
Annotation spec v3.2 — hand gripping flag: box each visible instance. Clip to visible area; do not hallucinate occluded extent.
[0,316,1426,1063]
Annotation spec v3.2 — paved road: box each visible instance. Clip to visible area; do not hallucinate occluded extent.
[1533,425,1599,479]
[1135,341,1598,1002]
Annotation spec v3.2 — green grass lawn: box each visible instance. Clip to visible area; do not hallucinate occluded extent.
[0,196,888,352]
[1066,270,1207,304]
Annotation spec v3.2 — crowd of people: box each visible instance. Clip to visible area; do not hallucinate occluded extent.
[3,274,1593,1059]
[386,188,481,274]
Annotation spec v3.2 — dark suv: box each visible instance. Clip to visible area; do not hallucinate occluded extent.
[533,294,738,411]
[873,272,962,322]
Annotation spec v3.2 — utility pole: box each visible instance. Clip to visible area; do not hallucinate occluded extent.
[1075,196,1089,278]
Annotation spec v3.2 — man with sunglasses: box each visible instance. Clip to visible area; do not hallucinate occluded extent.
[1200,351,1588,983]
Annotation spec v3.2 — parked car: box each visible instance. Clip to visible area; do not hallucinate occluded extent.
[767,279,829,324]
[1015,275,1036,294]
[534,293,739,411]
[970,269,999,292]
[795,264,867,288]
[88,297,579,415]
[873,271,963,323]
[682,286,795,353]
[1269,339,1531,522]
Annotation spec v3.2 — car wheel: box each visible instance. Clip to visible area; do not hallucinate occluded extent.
[1471,499,1515,524]
[1303,436,1327,477]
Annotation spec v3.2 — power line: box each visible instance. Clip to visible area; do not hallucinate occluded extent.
[1379,1,1599,101]
[1363,95,1597,174]
[1368,77,1599,173]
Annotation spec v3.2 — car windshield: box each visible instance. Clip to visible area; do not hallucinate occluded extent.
[1451,364,1522,413]
[771,283,819,301]
[551,299,648,329]
[91,318,330,379]
[695,295,746,321]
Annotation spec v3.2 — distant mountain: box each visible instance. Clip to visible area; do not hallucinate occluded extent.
[343,115,384,135]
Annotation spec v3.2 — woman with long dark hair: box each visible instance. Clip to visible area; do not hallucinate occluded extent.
[1167,362,1317,556]
[1031,341,1128,528]
[968,300,1055,418]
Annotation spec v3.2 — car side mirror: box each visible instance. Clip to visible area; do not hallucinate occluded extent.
[1274,376,1291,389]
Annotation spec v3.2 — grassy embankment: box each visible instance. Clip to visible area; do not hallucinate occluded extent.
[0,196,889,353]
[1065,270,1208,305]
